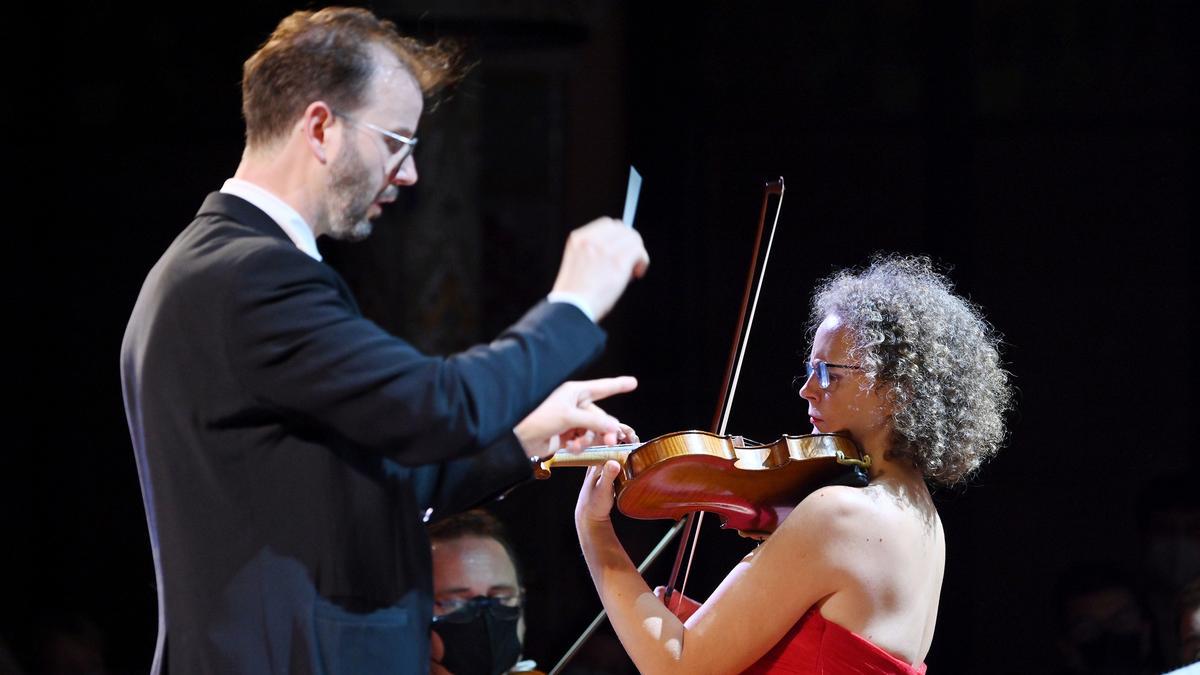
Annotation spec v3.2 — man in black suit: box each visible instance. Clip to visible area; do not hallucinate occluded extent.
[120,7,648,673]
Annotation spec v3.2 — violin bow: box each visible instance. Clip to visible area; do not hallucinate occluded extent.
[664,176,786,608]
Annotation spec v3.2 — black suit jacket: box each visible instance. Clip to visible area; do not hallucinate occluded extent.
[121,193,605,674]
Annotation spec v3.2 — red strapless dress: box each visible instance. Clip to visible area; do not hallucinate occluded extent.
[740,608,928,674]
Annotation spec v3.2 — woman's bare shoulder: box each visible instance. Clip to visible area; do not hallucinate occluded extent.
[771,484,926,562]
[786,484,886,527]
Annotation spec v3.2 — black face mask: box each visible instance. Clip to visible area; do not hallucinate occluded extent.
[1076,631,1148,674]
[432,597,522,675]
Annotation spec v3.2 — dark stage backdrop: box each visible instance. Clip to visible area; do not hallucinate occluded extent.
[20,2,1194,673]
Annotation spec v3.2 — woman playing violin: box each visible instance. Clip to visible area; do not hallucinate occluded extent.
[575,256,1011,674]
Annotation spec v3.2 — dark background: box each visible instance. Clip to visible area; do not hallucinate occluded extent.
[17,1,1194,673]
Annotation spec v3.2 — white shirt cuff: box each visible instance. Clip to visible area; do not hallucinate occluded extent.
[546,292,596,323]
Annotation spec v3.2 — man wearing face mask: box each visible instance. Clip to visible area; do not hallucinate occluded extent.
[1053,563,1164,675]
[1138,476,1200,667]
[429,510,539,675]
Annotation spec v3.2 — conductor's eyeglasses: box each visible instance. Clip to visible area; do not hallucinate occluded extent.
[333,109,418,165]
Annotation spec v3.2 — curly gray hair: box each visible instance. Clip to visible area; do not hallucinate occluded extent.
[811,256,1011,486]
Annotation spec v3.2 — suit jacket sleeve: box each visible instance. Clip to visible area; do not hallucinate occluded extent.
[223,244,605,466]
[412,434,534,521]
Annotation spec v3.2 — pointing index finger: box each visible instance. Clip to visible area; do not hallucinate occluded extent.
[578,376,638,403]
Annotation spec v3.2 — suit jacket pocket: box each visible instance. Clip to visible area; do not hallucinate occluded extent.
[313,599,418,675]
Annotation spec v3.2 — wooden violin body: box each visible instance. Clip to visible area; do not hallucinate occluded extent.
[537,431,869,537]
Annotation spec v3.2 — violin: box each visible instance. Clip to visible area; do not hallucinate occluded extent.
[534,430,869,537]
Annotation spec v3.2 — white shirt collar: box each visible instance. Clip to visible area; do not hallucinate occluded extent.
[220,178,322,261]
